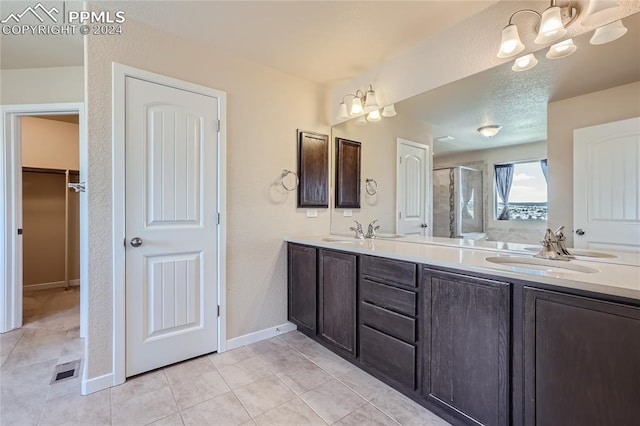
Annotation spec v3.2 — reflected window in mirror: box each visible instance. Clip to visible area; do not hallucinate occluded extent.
[495,160,548,221]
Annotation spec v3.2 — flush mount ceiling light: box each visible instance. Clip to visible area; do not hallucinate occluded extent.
[477,125,503,138]
[582,0,622,27]
[590,19,627,44]
[336,84,396,124]
[512,53,539,71]
[546,38,577,59]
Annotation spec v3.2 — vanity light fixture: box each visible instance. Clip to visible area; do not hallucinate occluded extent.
[546,38,577,59]
[582,0,622,27]
[477,125,503,138]
[590,19,627,44]
[336,84,396,124]
[497,0,579,71]
[512,53,539,72]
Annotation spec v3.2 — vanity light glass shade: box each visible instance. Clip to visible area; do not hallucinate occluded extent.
[477,125,503,138]
[497,24,525,58]
[364,86,379,113]
[367,109,382,122]
[546,38,577,59]
[350,97,363,115]
[337,102,349,120]
[381,104,397,117]
[582,0,621,27]
[512,53,539,71]
[355,115,367,126]
[590,20,627,45]
[534,6,567,44]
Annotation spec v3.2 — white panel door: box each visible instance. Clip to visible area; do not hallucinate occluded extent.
[574,117,640,252]
[125,77,219,376]
[397,139,430,236]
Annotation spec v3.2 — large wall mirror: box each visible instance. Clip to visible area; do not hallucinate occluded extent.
[331,12,640,247]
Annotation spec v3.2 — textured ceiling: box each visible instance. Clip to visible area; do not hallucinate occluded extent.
[0,0,497,86]
[397,12,640,156]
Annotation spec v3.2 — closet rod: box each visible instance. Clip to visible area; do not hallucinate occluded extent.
[22,167,79,175]
[64,170,70,291]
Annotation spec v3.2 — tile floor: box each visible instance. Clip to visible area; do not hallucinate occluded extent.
[1,287,450,425]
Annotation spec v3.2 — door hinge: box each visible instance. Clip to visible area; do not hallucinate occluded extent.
[399,156,402,164]
[399,211,402,219]
[216,120,220,132]
[217,212,220,225]
[217,305,220,317]
[17,228,23,235]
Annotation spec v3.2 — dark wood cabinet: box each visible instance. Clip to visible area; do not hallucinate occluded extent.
[524,288,640,426]
[421,269,510,426]
[287,244,317,336]
[360,256,418,391]
[318,249,357,357]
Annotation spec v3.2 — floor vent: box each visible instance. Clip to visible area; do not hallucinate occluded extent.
[50,359,81,384]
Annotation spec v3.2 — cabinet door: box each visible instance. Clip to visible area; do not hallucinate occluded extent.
[287,244,317,336]
[319,249,357,357]
[524,288,640,426]
[422,269,510,426]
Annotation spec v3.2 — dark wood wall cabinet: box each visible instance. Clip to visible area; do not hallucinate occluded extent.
[297,130,328,207]
[287,242,640,426]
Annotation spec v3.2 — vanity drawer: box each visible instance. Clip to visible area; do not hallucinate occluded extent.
[361,325,416,389]
[361,302,416,343]
[362,255,417,288]
[361,279,417,317]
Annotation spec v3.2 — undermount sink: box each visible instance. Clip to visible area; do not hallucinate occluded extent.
[485,256,599,274]
[322,237,361,243]
[375,233,406,239]
[523,247,617,259]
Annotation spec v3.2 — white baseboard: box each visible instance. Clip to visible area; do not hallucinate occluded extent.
[81,372,114,395]
[225,322,297,351]
[24,279,80,291]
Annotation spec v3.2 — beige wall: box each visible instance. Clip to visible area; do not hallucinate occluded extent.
[0,67,84,104]
[547,81,640,247]
[85,18,330,379]
[331,115,431,234]
[435,141,547,244]
[21,117,79,170]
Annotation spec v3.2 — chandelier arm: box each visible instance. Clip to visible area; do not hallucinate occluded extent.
[507,9,541,26]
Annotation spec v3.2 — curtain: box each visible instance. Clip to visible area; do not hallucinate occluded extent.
[495,164,514,220]
[540,159,548,183]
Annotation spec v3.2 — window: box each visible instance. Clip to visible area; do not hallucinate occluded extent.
[495,160,547,221]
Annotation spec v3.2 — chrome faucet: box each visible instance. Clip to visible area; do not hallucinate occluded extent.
[349,221,365,239]
[553,226,574,258]
[534,227,572,261]
[366,220,380,239]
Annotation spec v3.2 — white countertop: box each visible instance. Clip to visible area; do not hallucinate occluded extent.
[285,235,640,301]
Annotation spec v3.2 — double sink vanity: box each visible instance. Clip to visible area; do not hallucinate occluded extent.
[285,234,640,426]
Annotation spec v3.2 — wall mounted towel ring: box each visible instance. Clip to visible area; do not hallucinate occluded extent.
[365,178,378,195]
[280,169,299,191]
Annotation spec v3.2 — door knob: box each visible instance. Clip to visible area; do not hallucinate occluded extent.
[575,229,585,236]
[420,223,428,228]
[130,237,143,247]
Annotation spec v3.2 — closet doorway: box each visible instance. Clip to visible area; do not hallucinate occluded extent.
[21,115,80,331]
[1,103,87,340]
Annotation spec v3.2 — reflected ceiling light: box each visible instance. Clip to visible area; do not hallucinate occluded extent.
[477,125,503,138]
[547,38,577,59]
[512,53,539,72]
[381,104,397,117]
[590,19,627,44]
[336,84,394,124]
[582,0,621,27]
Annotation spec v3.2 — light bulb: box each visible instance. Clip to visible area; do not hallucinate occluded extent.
[367,110,381,122]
